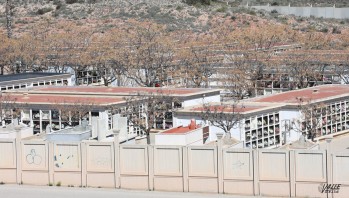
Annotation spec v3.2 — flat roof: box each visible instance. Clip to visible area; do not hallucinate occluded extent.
[161,126,194,134]
[0,73,70,83]
[9,86,220,97]
[190,105,265,113]
[177,102,281,115]
[9,94,125,106]
[249,85,349,104]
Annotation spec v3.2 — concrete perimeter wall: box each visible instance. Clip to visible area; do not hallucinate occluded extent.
[0,138,348,197]
[252,5,349,19]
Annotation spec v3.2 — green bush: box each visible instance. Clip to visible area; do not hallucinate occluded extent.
[332,27,341,34]
[320,27,328,33]
[184,0,211,6]
[37,7,53,15]
[248,10,256,15]
[176,6,183,11]
[56,181,61,186]
[216,6,227,13]
[65,0,78,4]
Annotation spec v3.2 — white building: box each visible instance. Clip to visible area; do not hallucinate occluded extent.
[174,84,349,148]
[0,72,72,91]
[4,86,221,136]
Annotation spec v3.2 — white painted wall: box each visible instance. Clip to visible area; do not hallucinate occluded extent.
[154,128,203,146]
[173,115,203,127]
[279,109,302,143]
[185,128,204,145]
[155,134,185,145]
[182,94,220,108]
[173,114,242,142]
[46,66,75,85]
[0,127,33,139]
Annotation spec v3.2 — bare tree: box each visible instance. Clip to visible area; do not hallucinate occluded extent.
[10,34,43,73]
[179,46,219,88]
[222,53,266,99]
[50,99,95,128]
[87,32,126,86]
[333,54,349,84]
[282,54,324,90]
[294,97,325,141]
[219,24,289,98]
[0,92,18,126]
[0,34,12,75]
[201,101,244,137]
[122,23,175,87]
[119,90,179,144]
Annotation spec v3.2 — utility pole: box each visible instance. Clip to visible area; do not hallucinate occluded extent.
[6,0,13,38]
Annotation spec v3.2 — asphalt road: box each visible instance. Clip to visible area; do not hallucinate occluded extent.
[0,184,259,198]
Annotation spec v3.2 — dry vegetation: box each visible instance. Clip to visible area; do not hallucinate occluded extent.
[1,0,349,34]
[0,0,349,92]
[0,0,348,139]
[240,0,349,7]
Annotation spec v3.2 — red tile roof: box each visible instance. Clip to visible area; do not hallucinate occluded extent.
[251,85,349,104]
[9,94,124,105]
[162,126,194,134]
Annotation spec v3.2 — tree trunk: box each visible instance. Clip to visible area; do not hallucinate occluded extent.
[146,129,151,144]
[117,73,121,86]
[6,0,13,39]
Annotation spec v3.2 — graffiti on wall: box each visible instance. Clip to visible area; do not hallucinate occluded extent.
[232,160,245,170]
[54,153,74,168]
[23,145,46,169]
[26,149,42,165]
[54,145,79,169]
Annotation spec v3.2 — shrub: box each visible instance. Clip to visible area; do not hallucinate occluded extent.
[320,27,328,33]
[332,27,341,34]
[37,7,53,15]
[248,10,256,15]
[230,15,236,21]
[176,6,183,11]
[65,0,78,4]
[296,17,304,22]
[56,181,61,186]
[53,0,61,5]
[271,9,278,14]
[53,11,60,17]
[216,6,227,13]
[184,0,211,6]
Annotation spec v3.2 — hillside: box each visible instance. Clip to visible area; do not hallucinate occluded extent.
[1,0,349,35]
[234,0,349,7]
